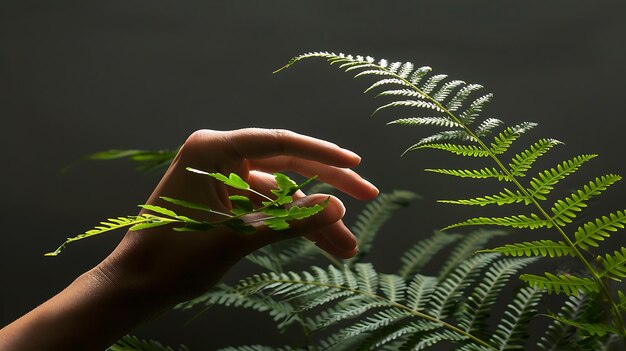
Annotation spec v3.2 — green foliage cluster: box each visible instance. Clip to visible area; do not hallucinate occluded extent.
[46,170,325,256]
[275,52,626,342]
[56,52,626,350]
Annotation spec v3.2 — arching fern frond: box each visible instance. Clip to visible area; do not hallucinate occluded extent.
[480,240,574,258]
[398,233,461,279]
[108,335,188,351]
[508,139,562,177]
[347,190,419,264]
[489,287,543,351]
[519,273,599,296]
[574,210,626,250]
[457,258,537,336]
[438,188,527,206]
[549,174,622,226]
[388,116,461,128]
[406,143,490,157]
[444,214,549,230]
[425,168,511,182]
[526,154,598,201]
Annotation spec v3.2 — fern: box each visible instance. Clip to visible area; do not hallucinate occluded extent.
[275,51,626,340]
[108,335,188,351]
[46,171,325,255]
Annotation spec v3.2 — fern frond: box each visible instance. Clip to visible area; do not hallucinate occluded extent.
[439,188,527,207]
[379,274,407,303]
[338,308,411,339]
[414,130,474,146]
[218,346,293,351]
[457,258,538,335]
[446,83,484,111]
[550,174,622,226]
[438,229,507,279]
[444,214,549,230]
[420,74,448,94]
[459,94,493,125]
[489,122,537,155]
[526,154,598,201]
[399,330,468,350]
[403,143,490,157]
[598,247,626,280]
[108,335,188,351]
[508,139,562,177]
[175,284,297,329]
[406,274,438,311]
[519,273,599,296]
[490,287,543,351]
[376,89,425,99]
[537,294,588,351]
[45,214,170,257]
[348,190,418,264]
[372,99,444,115]
[432,80,466,102]
[387,116,460,128]
[481,240,575,258]
[353,321,438,351]
[398,233,461,278]
[544,315,618,337]
[573,210,626,250]
[426,168,511,182]
[475,118,504,137]
[429,253,499,318]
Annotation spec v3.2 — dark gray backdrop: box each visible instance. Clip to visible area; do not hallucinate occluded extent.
[2,1,626,349]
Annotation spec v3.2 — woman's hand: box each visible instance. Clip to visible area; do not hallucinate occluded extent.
[0,128,378,351]
[99,128,379,303]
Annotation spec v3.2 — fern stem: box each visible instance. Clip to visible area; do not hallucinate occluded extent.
[250,279,499,350]
[379,67,626,338]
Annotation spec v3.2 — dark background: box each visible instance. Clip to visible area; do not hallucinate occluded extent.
[2,1,626,349]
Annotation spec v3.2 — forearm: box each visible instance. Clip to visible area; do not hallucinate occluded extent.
[0,266,168,351]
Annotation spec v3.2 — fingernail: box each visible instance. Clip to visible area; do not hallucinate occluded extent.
[342,148,361,161]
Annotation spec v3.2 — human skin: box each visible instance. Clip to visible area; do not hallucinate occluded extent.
[0,128,379,351]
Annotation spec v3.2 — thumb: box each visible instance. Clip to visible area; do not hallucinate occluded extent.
[246,194,346,249]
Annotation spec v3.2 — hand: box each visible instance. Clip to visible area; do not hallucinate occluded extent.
[97,128,379,304]
[0,128,378,351]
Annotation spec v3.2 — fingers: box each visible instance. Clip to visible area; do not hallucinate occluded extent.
[244,172,358,258]
[225,128,362,168]
[250,194,356,255]
[248,156,378,200]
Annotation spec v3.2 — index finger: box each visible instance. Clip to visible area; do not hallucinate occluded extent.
[225,128,361,167]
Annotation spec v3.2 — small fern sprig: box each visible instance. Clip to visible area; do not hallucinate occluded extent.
[46,170,325,256]
[275,52,626,338]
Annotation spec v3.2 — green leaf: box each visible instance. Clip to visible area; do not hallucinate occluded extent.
[574,210,626,250]
[45,215,156,256]
[185,168,250,190]
[229,195,254,214]
[388,116,460,129]
[138,204,178,218]
[404,143,490,157]
[444,214,549,230]
[426,168,511,181]
[520,273,599,296]
[598,247,626,279]
[489,122,537,155]
[159,196,212,212]
[550,174,622,226]
[544,315,618,337]
[527,154,598,200]
[439,188,527,207]
[129,221,171,231]
[262,199,329,230]
[509,139,562,177]
[481,240,574,258]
